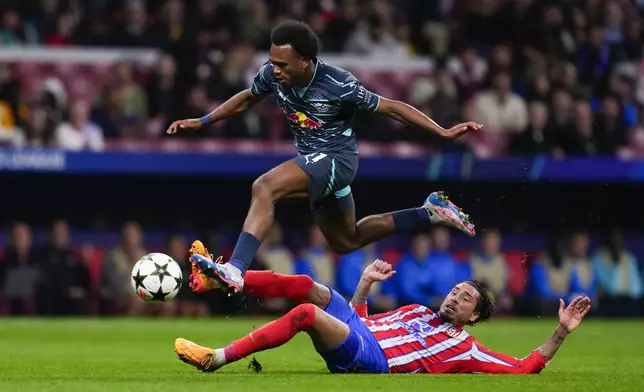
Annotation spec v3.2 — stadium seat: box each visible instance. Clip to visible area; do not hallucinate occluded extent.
[505,251,528,296]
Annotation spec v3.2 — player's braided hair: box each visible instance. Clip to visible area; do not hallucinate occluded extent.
[270,20,321,60]
[465,280,495,326]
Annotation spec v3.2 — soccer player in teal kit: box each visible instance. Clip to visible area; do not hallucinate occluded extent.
[167,20,482,294]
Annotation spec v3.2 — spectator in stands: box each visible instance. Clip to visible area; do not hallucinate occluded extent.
[395,232,433,307]
[166,233,208,317]
[344,14,409,58]
[323,0,360,52]
[592,227,642,317]
[335,243,396,313]
[576,24,611,87]
[54,100,104,151]
[12,105,54,148]
[509,101,561,156]
[112,0,153,47]
[466,228,513,314]
[0,8,37,46]
[529,233,582,316]
[593,94,628,156]
[525,71,551,103]
[100,221,147,315]
[295,225,335,288]
[241,0,273,50]
[472,69,528,134]
[113,61,148,122]
[27,0,61,44]
[36,219,90,315]
[0,221,39,315]
[172,84,212,139]
[0,63,21,141]
[44,12,77,47]
[91,87,124,140]
[426,227,460,309]
[564,230,597,302]
[449,46,487,101]
[147,53,184,128]
[561,98,596,156]
[428,67,460,135]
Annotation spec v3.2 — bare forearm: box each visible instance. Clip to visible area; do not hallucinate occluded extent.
[381,99,447,136]
[201,89,261,124]
[350,277,373,306]
[537,325,569,360]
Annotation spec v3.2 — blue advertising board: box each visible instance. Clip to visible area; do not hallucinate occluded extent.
[1,148,643,182]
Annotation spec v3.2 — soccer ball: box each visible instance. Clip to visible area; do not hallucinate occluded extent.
[131,253,183,302]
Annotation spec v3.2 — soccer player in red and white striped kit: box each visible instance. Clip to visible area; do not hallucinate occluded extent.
[176,242,591,374]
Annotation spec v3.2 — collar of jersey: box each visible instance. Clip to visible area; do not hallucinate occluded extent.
[293,59,319,98]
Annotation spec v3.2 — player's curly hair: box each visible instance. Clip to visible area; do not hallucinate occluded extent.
[465,280,495,326]
[270,20,320,60]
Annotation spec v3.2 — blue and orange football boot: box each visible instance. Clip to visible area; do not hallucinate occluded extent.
[423,191,476,237]
[187,240,222,293]
[188,239,245,294]
[189,252,245,294]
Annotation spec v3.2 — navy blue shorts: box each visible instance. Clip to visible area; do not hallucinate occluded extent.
[292,152,358,212]
[318,288,389,374]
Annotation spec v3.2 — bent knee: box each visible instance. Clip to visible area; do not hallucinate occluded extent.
[251,175,278,200]
[288,303,319,330]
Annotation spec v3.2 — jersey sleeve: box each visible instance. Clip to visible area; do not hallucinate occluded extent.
[340,78,381,113]
[431,339,549,374]
[350,302,369,318]
[250,62,276,97]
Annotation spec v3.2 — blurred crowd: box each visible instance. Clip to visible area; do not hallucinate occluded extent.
[1,219,642,318]
[1,0,644,156]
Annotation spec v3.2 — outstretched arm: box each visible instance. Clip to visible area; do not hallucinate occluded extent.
[537,296,591,360]
[350,259,396,318]
[434,296,592,374]
[375,97,483,139]
[167,62,275,134]
[166,89,265,134]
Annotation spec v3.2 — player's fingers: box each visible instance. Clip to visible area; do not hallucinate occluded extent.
[575,297,589,310]
[569,296,583,308]
[385,271,396,279]
[558,298,565,312]
[581,305,591,317]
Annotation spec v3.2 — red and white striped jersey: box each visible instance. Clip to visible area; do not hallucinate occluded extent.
[351,303,549,374]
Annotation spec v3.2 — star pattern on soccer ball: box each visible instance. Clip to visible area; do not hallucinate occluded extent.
[132,267,146,289]
[152,261,173,283]
[150,286,168,301]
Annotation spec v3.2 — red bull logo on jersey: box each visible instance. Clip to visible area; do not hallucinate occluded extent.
[286,112,322,129]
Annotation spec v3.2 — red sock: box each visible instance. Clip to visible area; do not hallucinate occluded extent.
[223,303,316,362]
[243,271,314,302]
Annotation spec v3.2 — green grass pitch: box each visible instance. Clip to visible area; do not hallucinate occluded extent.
[1,317,643,392]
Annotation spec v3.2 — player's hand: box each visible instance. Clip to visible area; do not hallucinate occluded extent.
[558,296,591,333]
[362,259,396,283]
[166,118,202,134]
[443,121,483,139]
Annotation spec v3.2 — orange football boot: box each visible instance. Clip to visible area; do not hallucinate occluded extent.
[188,240,223,293]
[174,338,224,372]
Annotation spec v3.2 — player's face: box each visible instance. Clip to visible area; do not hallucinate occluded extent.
[268,44,309,87]
[438,282,479,326]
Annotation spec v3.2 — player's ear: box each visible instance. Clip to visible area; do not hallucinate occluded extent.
[468,312,480,324]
